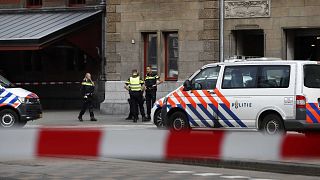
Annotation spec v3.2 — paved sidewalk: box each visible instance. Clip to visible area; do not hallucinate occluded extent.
[26,110,153,126]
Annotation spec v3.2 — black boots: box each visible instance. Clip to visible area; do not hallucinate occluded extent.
[133,117,138,123]
[90,117,97,121]
[78,116,97,121]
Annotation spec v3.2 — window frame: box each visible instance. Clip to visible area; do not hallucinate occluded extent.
[164,32,179,81]
[143,33,158,77]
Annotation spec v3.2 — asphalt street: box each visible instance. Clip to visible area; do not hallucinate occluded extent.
[0,157,319,180]
[15,110,320,179]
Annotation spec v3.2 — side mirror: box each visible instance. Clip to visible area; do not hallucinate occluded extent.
[183,80,192,91]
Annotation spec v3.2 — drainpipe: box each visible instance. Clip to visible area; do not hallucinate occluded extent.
[100,0,106,80]
[219,0,224,62]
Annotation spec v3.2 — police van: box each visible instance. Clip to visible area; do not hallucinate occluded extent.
[0,75,42,128]
[152,59,320,134]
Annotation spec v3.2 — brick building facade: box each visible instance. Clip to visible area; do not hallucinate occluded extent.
[102,0,220,114]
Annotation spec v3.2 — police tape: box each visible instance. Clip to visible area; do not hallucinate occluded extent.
[13,82,81,86]
[0,128,320,161]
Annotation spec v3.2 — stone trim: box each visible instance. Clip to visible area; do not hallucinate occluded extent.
[225,0,270,19]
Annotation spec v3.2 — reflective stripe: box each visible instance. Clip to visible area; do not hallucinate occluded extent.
[81,82,94,86]
[145,75,159,80]
[129,76,143,91]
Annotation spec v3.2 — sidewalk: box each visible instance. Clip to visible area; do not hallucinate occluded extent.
[26,110,152,126]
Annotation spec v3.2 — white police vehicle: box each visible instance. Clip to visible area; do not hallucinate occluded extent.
[151,58,320,134]
[0,75,42,128]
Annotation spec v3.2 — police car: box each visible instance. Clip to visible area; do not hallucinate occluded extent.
[0,75,42,128]
[151,58,320,134]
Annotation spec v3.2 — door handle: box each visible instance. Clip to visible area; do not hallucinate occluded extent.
[207,90,215,94]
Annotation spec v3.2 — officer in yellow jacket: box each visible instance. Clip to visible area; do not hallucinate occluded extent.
[78,73,97,121]
[125,69,146,122]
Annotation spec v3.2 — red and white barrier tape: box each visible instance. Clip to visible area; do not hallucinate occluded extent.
[1,128,320,161]
[13,82,81,86]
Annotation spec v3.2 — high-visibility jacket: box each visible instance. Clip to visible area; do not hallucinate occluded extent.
[127,76,144,91]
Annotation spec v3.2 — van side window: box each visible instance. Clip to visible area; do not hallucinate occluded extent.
[304,65,320,88]
[222,65,290,89]
[222,66,258,89]
[258,66,290,88]
[191,66,220,90]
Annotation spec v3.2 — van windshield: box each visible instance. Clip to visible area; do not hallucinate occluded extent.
[0,74,14,88]
[304,65,320,88]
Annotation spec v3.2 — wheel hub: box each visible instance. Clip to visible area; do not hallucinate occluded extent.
[266,120,279,134]
[173,118,185,131]
[156,113,164,127]
[1,114,14,127]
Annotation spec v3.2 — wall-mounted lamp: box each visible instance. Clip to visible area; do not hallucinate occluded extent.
[131,39,135,44]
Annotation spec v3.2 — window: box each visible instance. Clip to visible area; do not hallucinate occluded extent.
[143,33,158,75]
[165,32,179,80]
[69,0,85,6]
[191,66,220,90]
[304,65,320,88]
[258,66,290,88]
[222,66,258,89]
[26,0,42,7]
[222,65,290,89]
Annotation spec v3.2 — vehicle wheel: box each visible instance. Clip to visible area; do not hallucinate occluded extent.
[0,109,19,128]
[260,114,285,135]
[169,111,189,131]
[154,110,164,128]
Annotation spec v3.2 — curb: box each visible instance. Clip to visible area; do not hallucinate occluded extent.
[159,159,320,177]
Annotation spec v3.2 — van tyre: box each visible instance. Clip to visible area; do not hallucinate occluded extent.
[261,114,285,135]
[0,109,19,128]
[169,111,189,131]
[154,110,164,128]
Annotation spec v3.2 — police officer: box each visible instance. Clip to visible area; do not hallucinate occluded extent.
[78,73,97,121]
[125,69,146,122]
[144,66,162,120]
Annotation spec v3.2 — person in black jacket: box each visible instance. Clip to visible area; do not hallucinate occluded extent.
[145,66,162,120]
[78,73,97,121]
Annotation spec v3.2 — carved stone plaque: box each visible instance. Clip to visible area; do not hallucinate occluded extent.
[225,0,270,19]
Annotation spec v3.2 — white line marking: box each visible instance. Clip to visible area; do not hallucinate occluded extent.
[169,171,195,174]
[193,173,222,176]
[250,179,276,180]
[220,176,250,179]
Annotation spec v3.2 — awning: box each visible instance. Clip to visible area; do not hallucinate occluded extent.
[0,10,101,50]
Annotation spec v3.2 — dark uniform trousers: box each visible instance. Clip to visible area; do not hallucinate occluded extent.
[79,95,94,118]
[130,91,145,119]
[146,89,156,117]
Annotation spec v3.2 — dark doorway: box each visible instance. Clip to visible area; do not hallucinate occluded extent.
[285,28,320,61]
[294,36,320,61]
[233,29,264,57]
